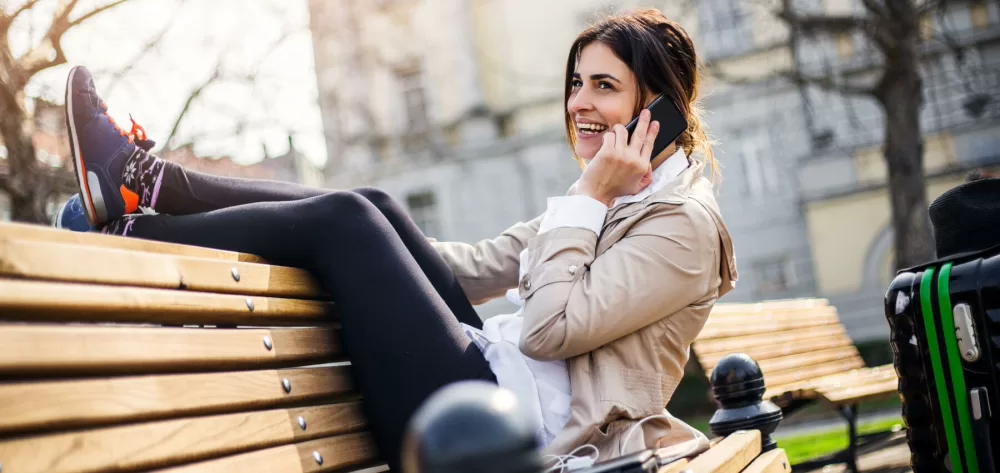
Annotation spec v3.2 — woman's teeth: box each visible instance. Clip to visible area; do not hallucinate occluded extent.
[577,123,608,135]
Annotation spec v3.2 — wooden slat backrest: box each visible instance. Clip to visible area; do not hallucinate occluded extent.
[0,221,263,262]
[693,299,866,391]
[0,237,321,297]
[0,403,367,473]
[0,224,380,473]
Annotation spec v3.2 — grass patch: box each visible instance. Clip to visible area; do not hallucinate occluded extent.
[776,417,905,465]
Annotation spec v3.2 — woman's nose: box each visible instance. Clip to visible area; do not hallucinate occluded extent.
[568,90,593,115]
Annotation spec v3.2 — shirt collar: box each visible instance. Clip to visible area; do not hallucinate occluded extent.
[611,147,689,208]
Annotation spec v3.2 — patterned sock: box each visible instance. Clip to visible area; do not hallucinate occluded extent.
[122,148,165,210]
[101,215,139,236]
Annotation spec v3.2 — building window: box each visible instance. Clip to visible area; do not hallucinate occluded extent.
[697,0,752,59]
[741,143,780,198]
[754,257,798,298]
[406,191,441,238]
[397,67,429,134]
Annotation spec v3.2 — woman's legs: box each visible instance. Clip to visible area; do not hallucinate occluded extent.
[107,192,494,471]
[150,161,330,215]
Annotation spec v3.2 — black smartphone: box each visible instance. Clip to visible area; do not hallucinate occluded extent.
[624,94,688,161]
[572,450,659,473]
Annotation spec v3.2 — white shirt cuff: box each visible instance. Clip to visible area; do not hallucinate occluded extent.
[537,195,608,235]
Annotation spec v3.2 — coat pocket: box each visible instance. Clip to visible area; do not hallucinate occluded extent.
[596,364,679,418]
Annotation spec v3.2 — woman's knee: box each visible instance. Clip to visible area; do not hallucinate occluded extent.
[353,187,405,217]
[298,191,381,224]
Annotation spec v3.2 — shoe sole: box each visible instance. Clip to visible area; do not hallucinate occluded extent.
[65,66,101,227]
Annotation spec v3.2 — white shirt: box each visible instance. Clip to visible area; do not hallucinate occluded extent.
[462,148,690,447]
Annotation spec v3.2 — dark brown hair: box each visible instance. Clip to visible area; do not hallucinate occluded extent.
[564,8,717,180]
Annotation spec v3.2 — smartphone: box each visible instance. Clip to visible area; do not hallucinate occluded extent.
[573,450,659,473]
[624,94,688,161]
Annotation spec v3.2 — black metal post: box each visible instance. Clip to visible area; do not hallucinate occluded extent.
[707,353,784,451]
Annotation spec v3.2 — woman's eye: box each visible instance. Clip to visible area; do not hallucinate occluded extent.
[598,81,614,90]
[571,79,583,88]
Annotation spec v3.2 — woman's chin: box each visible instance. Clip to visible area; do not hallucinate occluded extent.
[574,147,598,163]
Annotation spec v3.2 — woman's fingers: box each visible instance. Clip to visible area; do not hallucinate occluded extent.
[614,124,628,150]
[628,109,650,153]
[640,121,660,161]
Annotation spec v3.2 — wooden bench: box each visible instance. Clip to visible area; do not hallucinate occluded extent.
[0,221,788,473]
[692,298,900,472]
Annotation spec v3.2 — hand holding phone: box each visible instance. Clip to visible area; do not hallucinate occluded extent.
[576,110,659,206]
[625,95,688,161]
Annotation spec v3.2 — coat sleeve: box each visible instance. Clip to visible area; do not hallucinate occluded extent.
[517,203,718,361]
[430,215,542,304]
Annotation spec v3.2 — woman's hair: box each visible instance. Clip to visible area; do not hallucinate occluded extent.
[563,8,718,181]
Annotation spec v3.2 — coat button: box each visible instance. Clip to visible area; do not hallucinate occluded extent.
[524,281,532,290]
[568,265,578,275]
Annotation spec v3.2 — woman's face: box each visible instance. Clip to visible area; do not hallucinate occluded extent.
[567,41,640,162]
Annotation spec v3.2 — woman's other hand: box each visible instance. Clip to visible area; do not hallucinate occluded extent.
[576,109,660,207]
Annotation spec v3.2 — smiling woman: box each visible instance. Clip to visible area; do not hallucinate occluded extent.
[563,9,716,181]
[54,7,733,472]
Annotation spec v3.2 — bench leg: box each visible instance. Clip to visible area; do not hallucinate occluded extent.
[842,404,860,473]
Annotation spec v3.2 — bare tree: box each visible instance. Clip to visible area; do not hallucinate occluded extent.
[0,0,137,223]
[1,0,310,223]
[708,0,986,270]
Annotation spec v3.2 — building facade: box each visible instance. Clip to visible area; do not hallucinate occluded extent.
[307,0,1000,340]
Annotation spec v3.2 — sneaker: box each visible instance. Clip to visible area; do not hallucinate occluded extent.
[65,65,155,227]
[53,193,97,232]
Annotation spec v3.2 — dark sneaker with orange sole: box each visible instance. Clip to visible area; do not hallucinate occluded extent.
[65,65,156,226]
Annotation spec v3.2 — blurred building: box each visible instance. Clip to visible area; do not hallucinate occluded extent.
[307,0,1000,340]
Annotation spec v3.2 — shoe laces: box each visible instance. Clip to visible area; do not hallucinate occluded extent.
[99,100,156,151]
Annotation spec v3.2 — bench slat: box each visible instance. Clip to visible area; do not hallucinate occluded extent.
[702,307,836,326]
[693,325,847,354]
[0,279,329,326]
[0,325,341,376]
[657,459,688,472]
[753,346,863,378]
[764,365,896,402]
[150,432,378,473]
[707,298,828,314]
[696,315,839,341]
[0,402,366,473]
[739,448,791,473]
[694,327,853,365]
[763,358,866,388]
[0,366,356,435]
[817,373,900,404]
[0,238,320,298]
[686,430,761,473]
[0,221,261,262]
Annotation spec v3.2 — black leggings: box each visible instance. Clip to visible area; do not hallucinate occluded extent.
[115,163,497,472]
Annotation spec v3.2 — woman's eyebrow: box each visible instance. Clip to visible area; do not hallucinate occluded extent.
[572,73,623,84]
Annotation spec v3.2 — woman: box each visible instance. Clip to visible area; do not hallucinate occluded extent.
[63,8,736,471]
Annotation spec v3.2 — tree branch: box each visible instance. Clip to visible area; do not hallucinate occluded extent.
[860,0,891,20]
[163,62,223,149]
[104,0,189,94]
[784,71,877,97]
[18,0,134,80]
[68,0,130,27]
[778,10,871,34]
[0,0,44,33]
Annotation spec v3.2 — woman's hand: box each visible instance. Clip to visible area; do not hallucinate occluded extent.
[576,109,660,207]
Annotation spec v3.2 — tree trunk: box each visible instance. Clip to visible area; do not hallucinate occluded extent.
[876,0,936,270]
[0,93,51,224]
